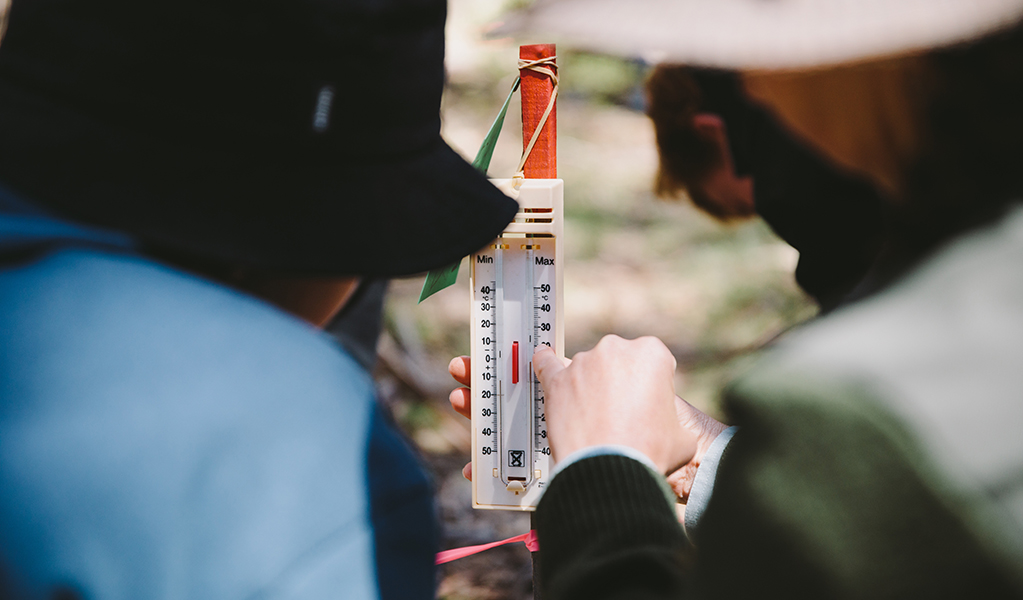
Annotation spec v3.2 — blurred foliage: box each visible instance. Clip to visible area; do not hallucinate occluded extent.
[559,52,646,106]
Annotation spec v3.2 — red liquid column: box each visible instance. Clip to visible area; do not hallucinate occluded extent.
[512,341,520,384]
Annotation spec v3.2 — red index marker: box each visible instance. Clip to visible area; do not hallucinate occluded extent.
[512,341,519,384]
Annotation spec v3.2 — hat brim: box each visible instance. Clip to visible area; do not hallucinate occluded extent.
[495,0,1023,70]
[0,78,518,277]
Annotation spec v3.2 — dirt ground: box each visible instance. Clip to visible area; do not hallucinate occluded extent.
[372,1,818,598]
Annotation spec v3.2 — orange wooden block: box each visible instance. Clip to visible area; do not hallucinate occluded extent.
[519,44,557,179]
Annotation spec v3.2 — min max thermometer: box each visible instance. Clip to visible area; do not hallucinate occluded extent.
[468,43,561,512]
[470,178,563,510]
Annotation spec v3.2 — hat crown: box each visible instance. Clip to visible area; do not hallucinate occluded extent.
[0,0,446,158]
[0,0,518,277]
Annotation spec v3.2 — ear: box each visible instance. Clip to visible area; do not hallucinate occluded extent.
[690,113,755,218]
[692,113,737,174]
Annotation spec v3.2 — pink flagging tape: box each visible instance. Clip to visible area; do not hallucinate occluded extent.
[436,530,539,564]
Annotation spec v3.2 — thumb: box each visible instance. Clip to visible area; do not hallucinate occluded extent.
[533,346,566,387]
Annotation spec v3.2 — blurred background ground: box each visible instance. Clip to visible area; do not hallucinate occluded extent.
[371,1,818,598]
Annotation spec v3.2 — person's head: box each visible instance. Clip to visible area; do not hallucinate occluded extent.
[645,65,888,309]
[0,0,518,325]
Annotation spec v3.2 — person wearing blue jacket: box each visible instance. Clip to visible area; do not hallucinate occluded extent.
[0,0,517,598]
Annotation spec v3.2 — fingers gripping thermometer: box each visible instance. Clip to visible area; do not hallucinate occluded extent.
[471,178,563,510]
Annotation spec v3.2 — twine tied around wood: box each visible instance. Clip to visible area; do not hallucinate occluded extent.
[514,56,558,182]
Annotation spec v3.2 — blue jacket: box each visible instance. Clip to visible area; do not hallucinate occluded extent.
[0,188,437,599]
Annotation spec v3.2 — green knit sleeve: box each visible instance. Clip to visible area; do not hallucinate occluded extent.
[692,376,1021,598]
[535,454,691,600]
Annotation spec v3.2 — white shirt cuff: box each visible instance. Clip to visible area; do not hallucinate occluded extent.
[683,426,738,540]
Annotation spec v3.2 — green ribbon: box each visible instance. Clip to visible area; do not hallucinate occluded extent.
[419,77,521,303]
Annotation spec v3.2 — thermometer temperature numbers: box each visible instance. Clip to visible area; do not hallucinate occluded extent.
[471,178,564,510]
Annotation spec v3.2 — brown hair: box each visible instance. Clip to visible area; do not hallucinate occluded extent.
[645,65,734,218]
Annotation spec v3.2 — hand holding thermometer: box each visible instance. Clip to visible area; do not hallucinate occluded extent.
[471,45,562,511]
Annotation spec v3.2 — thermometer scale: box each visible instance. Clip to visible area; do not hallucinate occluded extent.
[471,178,564,510]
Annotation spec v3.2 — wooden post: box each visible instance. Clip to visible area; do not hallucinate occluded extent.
[520,42,556,600]
[519,44,557,179]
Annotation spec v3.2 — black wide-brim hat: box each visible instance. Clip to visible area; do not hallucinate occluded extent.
[0,0,517,276]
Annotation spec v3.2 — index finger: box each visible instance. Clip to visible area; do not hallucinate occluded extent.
[533,346,568,387]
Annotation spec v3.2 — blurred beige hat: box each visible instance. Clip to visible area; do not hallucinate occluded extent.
[494,0,1023,69]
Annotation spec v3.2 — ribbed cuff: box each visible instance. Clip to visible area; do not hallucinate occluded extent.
[535,455,689,598]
